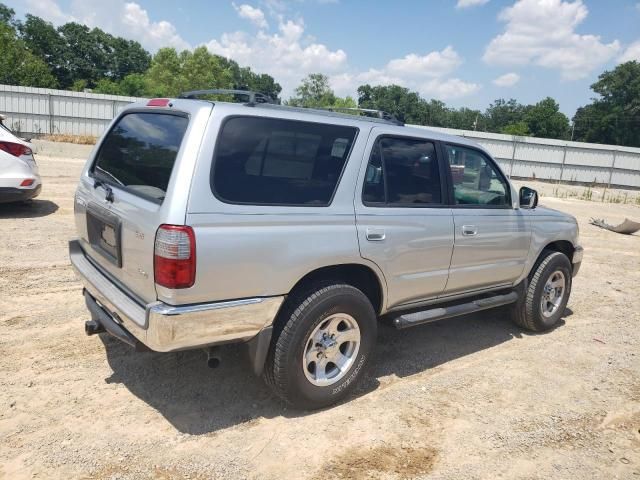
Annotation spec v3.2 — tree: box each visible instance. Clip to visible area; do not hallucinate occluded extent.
[357,84,427,123]
[572,61,640,147]
[218,57,282,100]
[502,121,530,136]
[144,47,233,97]
[19,14,69,86]
[288,73,337,108]
[524,97,570,139]
[484,98,527,133]
[0,22,57,88]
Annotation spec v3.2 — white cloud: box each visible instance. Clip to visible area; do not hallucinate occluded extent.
[456,0,490,9]
[121,2,190,51]
[25,0,75,24]
[232,3,268,29]
[483,0,620,80]
[618,40,640,63]
[420,78,481,98]
[329,46,479,100]
[206,18,347,96]
[386,46,462,78]
[492,72,520,87]
[24,0,190,51]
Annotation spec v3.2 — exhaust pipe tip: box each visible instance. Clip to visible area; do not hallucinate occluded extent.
[85,319,105,336]
[206,346,221,369]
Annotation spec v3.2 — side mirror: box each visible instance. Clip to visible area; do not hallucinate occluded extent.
[519,186,538,209]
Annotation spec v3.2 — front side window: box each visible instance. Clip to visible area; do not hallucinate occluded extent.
[445,145,509,207]
[212,117,357,206]
[363,137,442,206]
[92,113,189,203]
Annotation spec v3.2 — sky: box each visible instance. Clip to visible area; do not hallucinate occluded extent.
[7,0,640,116]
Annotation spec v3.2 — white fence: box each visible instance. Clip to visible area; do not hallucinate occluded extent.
[412,126,640,189]
[1,84,639,188]
[0,84,143,137]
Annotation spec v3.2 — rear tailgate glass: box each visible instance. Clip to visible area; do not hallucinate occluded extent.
[91,112,189,203]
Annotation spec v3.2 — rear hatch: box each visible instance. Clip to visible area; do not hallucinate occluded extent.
[74,106,199,307]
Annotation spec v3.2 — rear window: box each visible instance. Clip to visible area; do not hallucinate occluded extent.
[212,117,357,206]
[92,112,188,203]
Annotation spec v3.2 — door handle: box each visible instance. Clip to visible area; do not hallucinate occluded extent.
[462,225,478,236]
[366,228,386,242]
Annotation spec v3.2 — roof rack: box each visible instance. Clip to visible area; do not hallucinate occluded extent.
[178,89,277,105]
[177,90,404,127]
[317,107,403,126]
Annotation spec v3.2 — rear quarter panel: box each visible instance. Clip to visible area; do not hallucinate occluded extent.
[168,105,387,307]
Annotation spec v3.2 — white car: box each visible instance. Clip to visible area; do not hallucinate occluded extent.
[0,115,42,203]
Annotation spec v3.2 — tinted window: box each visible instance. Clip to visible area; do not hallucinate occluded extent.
[445,145,508,206]
[213,117,357,205]
[363,137,442,206]
[92,113,188,203]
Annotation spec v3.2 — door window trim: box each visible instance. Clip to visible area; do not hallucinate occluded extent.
[360,134,449,209]
[439,140,513,209]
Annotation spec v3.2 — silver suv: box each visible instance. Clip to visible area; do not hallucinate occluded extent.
[70,90,583,409]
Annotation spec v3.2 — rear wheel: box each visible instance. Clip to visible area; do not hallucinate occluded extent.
[511,251,572,332]
[263,283,377,410]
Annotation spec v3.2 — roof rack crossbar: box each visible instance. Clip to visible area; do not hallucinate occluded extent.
[178,89,276,105]
[317,107,403,126]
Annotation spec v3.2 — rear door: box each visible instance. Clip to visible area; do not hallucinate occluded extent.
[442,143,530,294]
[74,108,197,305]
[355,129,454,309]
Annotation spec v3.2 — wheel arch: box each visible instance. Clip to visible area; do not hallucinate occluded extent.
[284,262,387,315]
[528,240,575,279]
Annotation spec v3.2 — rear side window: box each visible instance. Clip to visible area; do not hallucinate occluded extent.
[212,117,357,206]
[363,137,442,206]
[92,113,188,203]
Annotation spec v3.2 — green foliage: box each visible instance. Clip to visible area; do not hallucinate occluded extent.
[287,73,357,111]
[572,61,640,147]
[523,97,570,139]
[502,121,530,136]
[143,46,233,97]
[484,99,527,133]
[70,79,87,92]
[0,22,57,88]
[288,73,337,108]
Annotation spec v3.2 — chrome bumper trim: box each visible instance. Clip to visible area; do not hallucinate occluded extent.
[69,240,284,352]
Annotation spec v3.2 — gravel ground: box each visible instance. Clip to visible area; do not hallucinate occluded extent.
[1,156,639,480]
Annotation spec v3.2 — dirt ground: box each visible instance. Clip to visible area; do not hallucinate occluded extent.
[1,155,639,480]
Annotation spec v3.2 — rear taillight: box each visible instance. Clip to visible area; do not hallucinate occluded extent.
[154,225,196,289]
[20,179,35,187]
[0,141,32,157]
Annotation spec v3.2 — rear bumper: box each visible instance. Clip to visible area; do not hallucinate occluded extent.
[0,184,42,203]
[69,240,284,352]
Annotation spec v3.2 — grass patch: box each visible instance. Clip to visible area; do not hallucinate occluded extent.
[41,134,97,145]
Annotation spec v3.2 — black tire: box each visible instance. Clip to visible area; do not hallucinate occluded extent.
[263,283,377,410]
[511,251,572,332]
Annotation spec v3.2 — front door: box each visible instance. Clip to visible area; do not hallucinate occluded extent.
[355,130,454,310]
[442,143,530,294]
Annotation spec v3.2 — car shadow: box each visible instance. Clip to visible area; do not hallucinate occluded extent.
[0,199,59,218]
[101,306,569,435]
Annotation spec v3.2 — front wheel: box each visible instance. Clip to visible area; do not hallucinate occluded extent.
[511,251,572,332]
[263,283,377,410]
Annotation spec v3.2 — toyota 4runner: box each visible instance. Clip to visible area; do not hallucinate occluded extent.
[70,90,583,409]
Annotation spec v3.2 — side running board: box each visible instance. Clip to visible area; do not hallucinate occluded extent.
[393,291,519,329]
